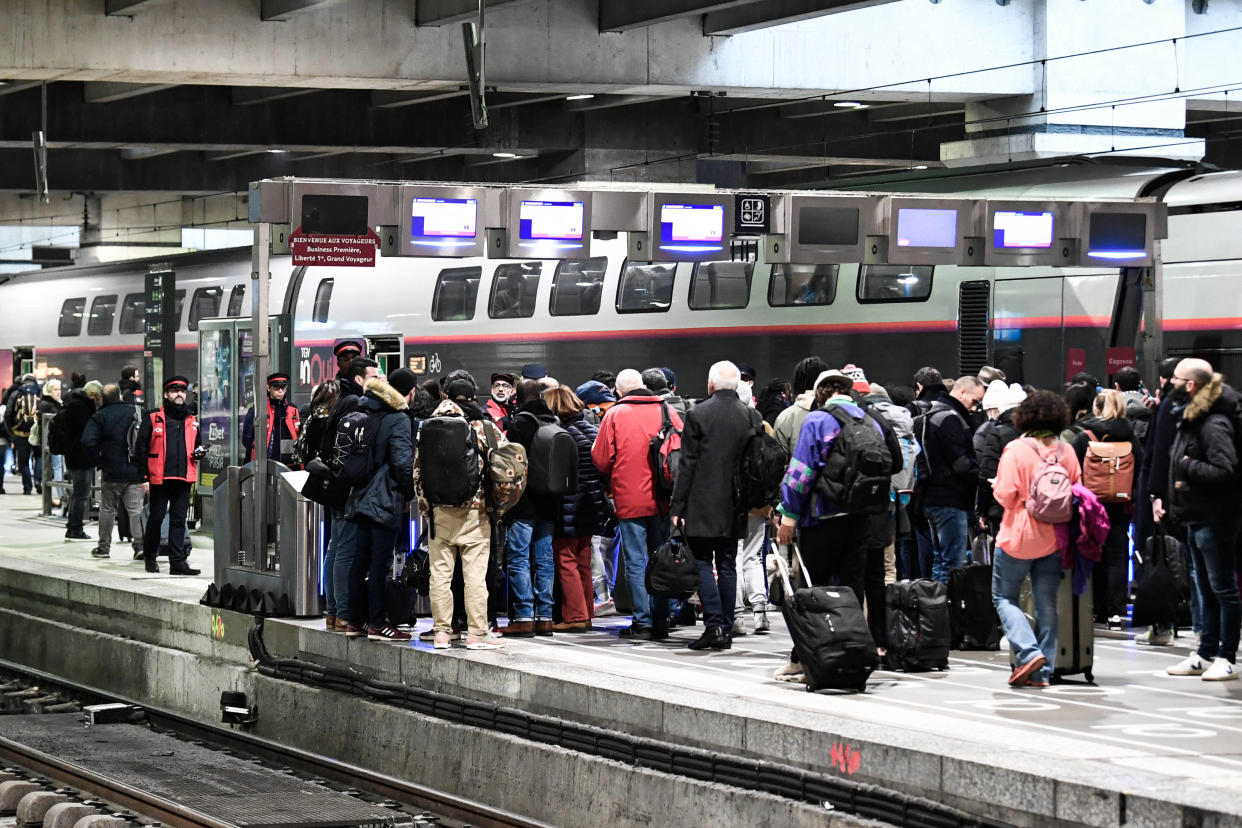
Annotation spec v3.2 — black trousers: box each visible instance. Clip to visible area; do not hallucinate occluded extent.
[145,480,191,564]
[790,513,869,663]
[687,535,738,631]
[1094,503,1132,620]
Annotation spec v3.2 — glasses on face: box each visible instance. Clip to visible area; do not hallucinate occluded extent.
[1171,375,1192,385]
[492,382,512,390]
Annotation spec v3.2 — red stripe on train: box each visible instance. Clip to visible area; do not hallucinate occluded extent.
[36,343,199,355]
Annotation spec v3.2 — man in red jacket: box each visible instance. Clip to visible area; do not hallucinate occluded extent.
[591,368,683,640]
[135,376,204,575]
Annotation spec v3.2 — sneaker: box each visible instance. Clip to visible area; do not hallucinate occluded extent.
[1167,652,1211,676]
[419,628,461,642]
[1008,654,1048,687]
[1202,657,1238,682]
[1107,615,1123,630]
[594,597,616,617]
[132,546,144,560]
[432,631,453,649]
[90,547,109,558]
[1135,628,1174,647]
[773,660,806,683]
[731,618,747,636]
[753,602,770,634]
[367,625,412,642]
[465,632,504,651]
[65,530,90,540]
[343,624,366,638]
[169,565,201,576]
[619,624,652,641]
[1027,678,1050,688]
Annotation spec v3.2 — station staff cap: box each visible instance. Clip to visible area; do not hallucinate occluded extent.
[163,375,190,391]
[333,340,363,357]
[266,372,290,385]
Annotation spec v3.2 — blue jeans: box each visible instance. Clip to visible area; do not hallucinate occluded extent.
[331,515,361,624]
[618,515,672,630]
[992,548,1060,683]
[926,505,969,583]
[1187,519,1241,664]
[507,518,555,621]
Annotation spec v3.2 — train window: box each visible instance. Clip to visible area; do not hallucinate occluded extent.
[87,294,119,336]
[119,294,144,334]
[549,257,606,316]
[768,264,838,307]
[857,265,934,303]
[431,267,482,321]
[689,261,753,311]
[489,262,542,319]
[188,287,223,331]
[227,285,246,317]
[616,261,675,314]
[58,298,86,337]
[173,290,186,332]
[312,279,334,323]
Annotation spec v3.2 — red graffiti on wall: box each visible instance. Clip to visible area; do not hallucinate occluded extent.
[830,742,862,776]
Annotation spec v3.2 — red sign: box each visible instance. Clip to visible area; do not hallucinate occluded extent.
[1105,346,1136,376]
[290,226,378,267]
[1065,348,1086,384]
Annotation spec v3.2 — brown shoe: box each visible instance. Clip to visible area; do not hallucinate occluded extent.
[334,618,349,632]
[496,621,535,637]
[535,620,554,636]
[325,614,337,630]
[552,620,587,632]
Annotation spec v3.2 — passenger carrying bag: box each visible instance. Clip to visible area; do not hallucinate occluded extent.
[885,579,951,671]
[644,529,699,600]
[948,563,1002,650]
[736,412,786,509]
[1082,430,1135,504]
[1021,439,1074,524]
[516,412,577,497]
[8,389,38,438]
[46,410,71,456]
[815,405,892,515]
[482,424,527,516]
[648,403,682,501]
[418,416,482,506]
[774,547,878,693]
[330,409,382,486]
[1019,567,1094,681]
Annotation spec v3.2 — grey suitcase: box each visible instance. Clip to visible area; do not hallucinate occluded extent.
[1020,568,1094,682]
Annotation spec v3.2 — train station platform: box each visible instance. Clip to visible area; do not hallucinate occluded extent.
[1,493,1241,828]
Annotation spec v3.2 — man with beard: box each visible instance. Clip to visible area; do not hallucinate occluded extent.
[135,376,204,575]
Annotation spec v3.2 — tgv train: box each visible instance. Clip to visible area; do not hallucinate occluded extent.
[2,168,1240,401]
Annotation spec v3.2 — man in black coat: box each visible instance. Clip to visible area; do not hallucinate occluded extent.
[61,380,103,540]
[919,376,985,584]
[669,360,756,651]
[332,341,364,396]
[81,384,145,559]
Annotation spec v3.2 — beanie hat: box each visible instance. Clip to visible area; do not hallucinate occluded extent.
[575,380,615,406]
[841,363,870,394]
[388,368,418,398]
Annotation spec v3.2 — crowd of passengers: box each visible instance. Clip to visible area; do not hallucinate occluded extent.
[4,342,1239,686]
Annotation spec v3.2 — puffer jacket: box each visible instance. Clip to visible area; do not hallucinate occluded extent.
[773,389,815,457]
[414,398,507,516]
[920,393,979,511]
[591,389,683,519]
[81,400,142,482]
[1169,374,1241,524]
[59,389,98,470]
[555,412,611,538]
[344,377,414,530]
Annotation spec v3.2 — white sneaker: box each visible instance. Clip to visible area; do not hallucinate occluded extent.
[753,603,770,635]
[1135,628,1173,646]
[773,660,805,683]
[1167,652,1211,676]
[1202,657,1238,682]
[731,617,747,636]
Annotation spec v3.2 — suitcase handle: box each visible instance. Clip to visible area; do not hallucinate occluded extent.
[773,544,814,592]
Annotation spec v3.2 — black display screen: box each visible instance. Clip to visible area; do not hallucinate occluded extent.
[1089,212,1146,251]
[797,206,860,247]
[301,194,369,235]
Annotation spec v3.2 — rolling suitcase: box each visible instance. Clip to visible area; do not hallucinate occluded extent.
[774,547,878,693]
[885,579,951,671]
[948,563,1003,650]
[1019,568,1094,682]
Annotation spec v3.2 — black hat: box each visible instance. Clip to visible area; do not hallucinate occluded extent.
[163,375,189,391]
[388,368,418,398]
[490,372,515,386]
[444,377,477,403]
[521,363,547,380]
[266,372,290,385]
[735,361,757,382]
[333,340,363,358]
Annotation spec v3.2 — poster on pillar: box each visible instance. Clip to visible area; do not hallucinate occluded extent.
[1105,347,1136,378]
[1065,348,1087,384]
[289,227,379,267]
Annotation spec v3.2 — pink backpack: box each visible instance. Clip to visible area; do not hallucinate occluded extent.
[1022,438,1074,524]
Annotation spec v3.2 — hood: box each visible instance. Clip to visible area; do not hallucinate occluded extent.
[1121,390,1151,418]
[362,377,408,412]
[793,390,815,412]
[431,398,466,419]
[1183,373,1232,423]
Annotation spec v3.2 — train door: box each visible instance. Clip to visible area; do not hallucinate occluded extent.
[10,346,34,383]
[991,276,1065,389]
[365,335,403,378]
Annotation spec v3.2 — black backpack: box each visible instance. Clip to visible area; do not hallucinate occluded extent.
[648,403,681,501]
[418,416,483,505]
[329,408,382,486]
[516,412,578,497]
[46,409,71,455]
[815,405,893,515]
[736,412,786,509]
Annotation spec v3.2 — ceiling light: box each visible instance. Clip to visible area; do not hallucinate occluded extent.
[913,165,928,170]
[566,94,595,101]
[834,101,865,108]
[267,149,287,154]
[493,151,518,158]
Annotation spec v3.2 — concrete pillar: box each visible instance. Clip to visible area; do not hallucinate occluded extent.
[942,0,1203,165]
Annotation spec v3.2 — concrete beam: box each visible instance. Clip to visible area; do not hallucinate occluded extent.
[0,81,43,98]
[231,87,320,106]
[260,0,354,22]
[704,0,899,35]
[565,94,678,112]
[414,0,532,26]
[83,82,176,104]
[370,88,469,109]
[104,0,174,14]
[598,1,754,32]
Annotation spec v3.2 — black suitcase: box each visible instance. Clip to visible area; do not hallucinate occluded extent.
[948,563,1002,650]
[774,549,878,693]
[885,579,951,671]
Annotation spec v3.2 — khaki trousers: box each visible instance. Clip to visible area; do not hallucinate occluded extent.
[429,506,492,637]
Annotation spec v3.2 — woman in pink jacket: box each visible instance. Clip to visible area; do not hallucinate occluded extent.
[991,391,1082,688]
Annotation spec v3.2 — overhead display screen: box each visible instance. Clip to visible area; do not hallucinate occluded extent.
[994,210,1054,250]
[1088,212,1147,259]
[896,208,958,248]
[302,194,369,236]
[798,206,860,247]
[660,204,724,245]
[410,197,477,239]
[519,200,584,241]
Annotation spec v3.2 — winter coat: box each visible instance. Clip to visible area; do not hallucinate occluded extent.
[773,390,815,457]
[778,395,900,527]
[56,390,97,470]
[1168,374,1241,524]
[669,389,756,539]
[591,389,683,519]
[1121,390,1152,444]
[119,378,143,406]
[299,405,333,464]
[414,398,507,516]
[920,394,979,511]
[335,372,365,401]
[869,400,918,492]
[993,437,1082,560]
[344,377,414,530]
[135,402,201,484]
[555,412,611,538]
[505,399,562,523]
[81,400,142,483]
[486,397,512,433]
[34,394,62,447]
[976,408,1020,523]
[242,397,301,464]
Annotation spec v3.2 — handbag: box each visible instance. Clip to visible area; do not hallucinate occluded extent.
[1131,535,1179,627]
[301,457,351,510]
[645,528,699,600]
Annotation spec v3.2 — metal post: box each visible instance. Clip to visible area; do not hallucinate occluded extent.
[251,223,270,562]
[1140,240,1164,391]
